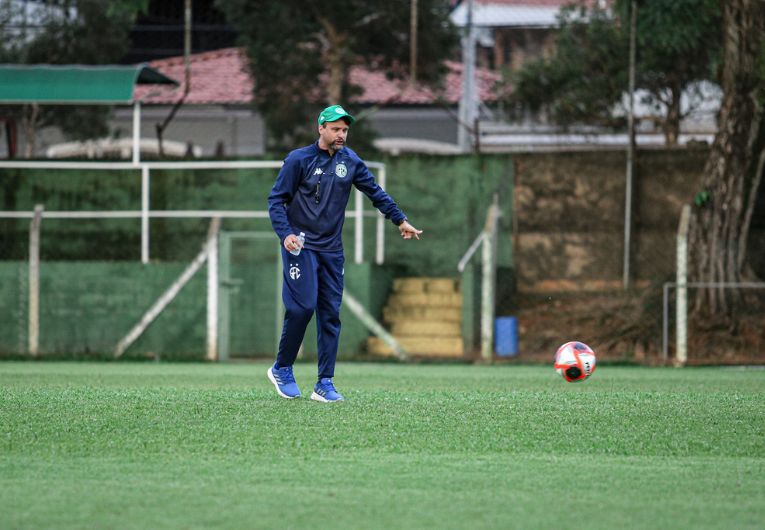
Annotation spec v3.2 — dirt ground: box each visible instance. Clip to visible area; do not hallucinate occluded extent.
[499,289,765,366]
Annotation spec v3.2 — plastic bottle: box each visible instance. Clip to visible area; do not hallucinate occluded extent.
[289,232,305,256]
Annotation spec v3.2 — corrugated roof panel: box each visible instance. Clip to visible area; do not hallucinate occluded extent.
[0,64,178,104]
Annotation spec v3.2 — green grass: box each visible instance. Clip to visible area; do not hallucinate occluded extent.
[1,362,763,530]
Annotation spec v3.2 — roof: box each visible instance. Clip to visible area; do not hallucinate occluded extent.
[0,64,178,104]
[349,61,503,105]
[134,47,503,106]
[450,0,608,27]
[133,48,254,105]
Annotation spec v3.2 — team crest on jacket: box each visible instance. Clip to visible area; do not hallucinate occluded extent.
[335,162,348,178]
[289,263,300,280]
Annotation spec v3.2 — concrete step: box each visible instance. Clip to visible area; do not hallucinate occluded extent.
[383,306,462,322]
[387,292,462,308]
[392,278,427,293]
[389,320,461,337]
[367,336,464,357]
[422,278,459,293]
[393,277,458,294]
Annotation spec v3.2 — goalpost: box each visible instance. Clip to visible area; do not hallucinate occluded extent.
[662,204,765,365]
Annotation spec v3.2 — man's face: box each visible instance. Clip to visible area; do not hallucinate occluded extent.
[318,119,349,151]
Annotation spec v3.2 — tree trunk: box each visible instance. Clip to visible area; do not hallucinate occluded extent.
[688,0,765,316]
[663,83,681,147]
[317,15,348,104]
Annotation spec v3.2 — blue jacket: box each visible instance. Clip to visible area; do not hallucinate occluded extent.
[268,142,406,251]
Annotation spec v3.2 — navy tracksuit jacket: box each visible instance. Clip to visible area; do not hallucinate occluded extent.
[267,142,406,378]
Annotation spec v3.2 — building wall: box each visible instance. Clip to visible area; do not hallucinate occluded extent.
[365,107,460,146]
[110,104,266,157]
[512,148,728,291]
[7,104,266,159]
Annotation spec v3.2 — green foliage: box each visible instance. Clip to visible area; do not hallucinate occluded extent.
[216,0,459,151]
[508,0,722,137]
[0,155,513,277]
[510,4,627,129]
[0,0,148,141]
[1,362,764,529]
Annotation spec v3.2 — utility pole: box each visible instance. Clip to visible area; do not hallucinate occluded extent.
[457,0,477,153]
[623,0,637,289]
[184,0,192,92]
[410,0,418,83]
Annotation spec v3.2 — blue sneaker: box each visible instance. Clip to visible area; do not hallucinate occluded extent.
[267,364,301,399]
[311,378,344,402]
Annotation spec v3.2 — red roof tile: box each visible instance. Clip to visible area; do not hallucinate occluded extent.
[349,61,504,105]
[133,47,253,105]
[134,47,504,106]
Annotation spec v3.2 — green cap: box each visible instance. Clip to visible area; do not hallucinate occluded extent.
[318,104,355,125]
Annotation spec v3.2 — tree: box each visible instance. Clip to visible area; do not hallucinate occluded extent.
[509,4,628,131]
[216,0,458,150]
[688,0,765,317]
[508,0,722,146]
[0,0,147,157]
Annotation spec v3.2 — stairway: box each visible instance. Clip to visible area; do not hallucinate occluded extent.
[367,277,464,357]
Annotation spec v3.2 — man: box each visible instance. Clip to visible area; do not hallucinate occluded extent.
[267,104,422,402]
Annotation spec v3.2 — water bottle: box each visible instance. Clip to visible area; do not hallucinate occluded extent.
[289,232,305,256]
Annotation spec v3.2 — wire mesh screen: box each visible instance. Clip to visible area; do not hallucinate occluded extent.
[0,163,393,358]
[219,232,282,359]
[0,165,281,358]
[664,285,765,365]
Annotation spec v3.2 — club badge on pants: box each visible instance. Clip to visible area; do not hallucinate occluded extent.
[289,263,301,280]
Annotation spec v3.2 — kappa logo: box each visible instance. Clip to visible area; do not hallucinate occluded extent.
[289,263,301,280]
[314,167,323,175]
[335,162,348,178]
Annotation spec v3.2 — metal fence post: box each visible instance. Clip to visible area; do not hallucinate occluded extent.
[28,205,43,356]
[676,205,690,366]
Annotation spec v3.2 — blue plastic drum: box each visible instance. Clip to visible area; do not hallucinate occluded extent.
[495,316,518,357]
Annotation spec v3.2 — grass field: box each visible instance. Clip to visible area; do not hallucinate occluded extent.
[1,361,763,529]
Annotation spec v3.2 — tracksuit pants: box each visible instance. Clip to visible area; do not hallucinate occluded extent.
[275,247,344,379]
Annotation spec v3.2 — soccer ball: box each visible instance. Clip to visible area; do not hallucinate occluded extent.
[554,341,597,382]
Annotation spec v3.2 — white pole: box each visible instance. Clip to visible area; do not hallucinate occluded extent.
[480,200,499,362]
[343,290,408,361]
[676,205,690,366]
[206,224,219,361]
[354,188,363,264]
[141,165,150,263]
[0,160,284,170]
[623,0,637,289]
[132,101,141,165]
[376,165,386,265]
[28,205,43,357]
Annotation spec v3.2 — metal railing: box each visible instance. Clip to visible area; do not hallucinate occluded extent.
[458,194,500,361]
[0,160,389,265]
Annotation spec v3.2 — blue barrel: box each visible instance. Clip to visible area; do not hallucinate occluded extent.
[495,316,518,357]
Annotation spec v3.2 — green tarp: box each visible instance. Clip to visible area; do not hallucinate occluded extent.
[0,64,178,104]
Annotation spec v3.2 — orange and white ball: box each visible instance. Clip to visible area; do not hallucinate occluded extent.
[554,341,597,382]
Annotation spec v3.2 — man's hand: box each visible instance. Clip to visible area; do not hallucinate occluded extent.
[399,220,422,240]
[284,234,303,252]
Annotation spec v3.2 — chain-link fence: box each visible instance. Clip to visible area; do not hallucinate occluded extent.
[0,161,394,359]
